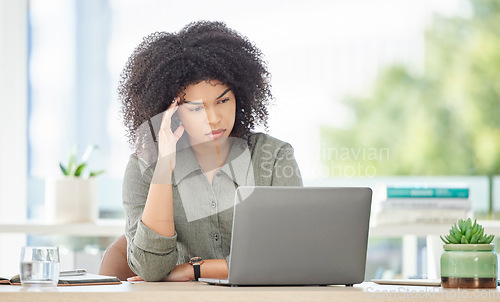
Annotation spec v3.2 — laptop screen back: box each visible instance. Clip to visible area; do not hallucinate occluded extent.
[228,186,372,286]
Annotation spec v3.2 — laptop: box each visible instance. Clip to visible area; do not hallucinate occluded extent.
[199,186,372,286]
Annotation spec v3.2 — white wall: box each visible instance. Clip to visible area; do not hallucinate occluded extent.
[0,0,28,276]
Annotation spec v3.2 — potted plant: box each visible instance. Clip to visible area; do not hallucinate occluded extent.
[440,218,497,288]
[45,145,105,223]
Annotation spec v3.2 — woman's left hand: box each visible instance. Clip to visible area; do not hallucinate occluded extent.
[126,275,144,282]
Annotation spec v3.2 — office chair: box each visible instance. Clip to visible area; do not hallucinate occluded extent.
[98,235,135,281]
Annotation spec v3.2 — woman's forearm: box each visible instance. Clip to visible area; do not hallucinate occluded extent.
[199,259,229,279]
[163,259,229,281]
[141,160,175,237]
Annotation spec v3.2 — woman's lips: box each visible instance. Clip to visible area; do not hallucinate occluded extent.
[206,129,225,139]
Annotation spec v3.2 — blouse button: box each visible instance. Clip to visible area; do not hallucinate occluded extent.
[215,170,222,177]
[213,233,219,240]
[211,201,217,208]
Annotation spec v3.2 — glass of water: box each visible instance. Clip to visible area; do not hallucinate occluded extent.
[20,246,60,288]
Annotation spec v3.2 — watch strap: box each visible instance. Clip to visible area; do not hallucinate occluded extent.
[193,263,201,281]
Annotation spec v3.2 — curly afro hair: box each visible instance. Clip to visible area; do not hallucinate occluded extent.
[119,21,272,149]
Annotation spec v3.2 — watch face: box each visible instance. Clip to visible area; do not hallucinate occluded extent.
[190,256,203,264]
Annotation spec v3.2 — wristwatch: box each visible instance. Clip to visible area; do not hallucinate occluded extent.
[189,257,204,281]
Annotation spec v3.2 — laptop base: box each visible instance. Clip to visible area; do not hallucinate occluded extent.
[199,278,355,287]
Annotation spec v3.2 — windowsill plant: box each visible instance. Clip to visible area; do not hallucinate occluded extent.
[45,145,104,223]
[59,145,105,178]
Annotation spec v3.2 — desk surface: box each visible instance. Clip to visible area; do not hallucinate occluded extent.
[1,281,500,302]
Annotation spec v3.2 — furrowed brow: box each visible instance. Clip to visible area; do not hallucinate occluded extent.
[216,88,231,100]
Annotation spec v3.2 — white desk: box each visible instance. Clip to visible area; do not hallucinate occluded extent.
[1,281,500,302]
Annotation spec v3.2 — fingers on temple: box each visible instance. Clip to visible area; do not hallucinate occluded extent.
[174,125,185,140]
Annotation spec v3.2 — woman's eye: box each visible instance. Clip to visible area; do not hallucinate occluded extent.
[218,98,230,104]
[189,106,204,112]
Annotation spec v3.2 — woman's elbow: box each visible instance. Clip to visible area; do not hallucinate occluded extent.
[138,269,171,282]
[127,250,177,282]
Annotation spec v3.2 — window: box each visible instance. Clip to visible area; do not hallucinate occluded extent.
[1,0,474,278]
[27,0,458,219]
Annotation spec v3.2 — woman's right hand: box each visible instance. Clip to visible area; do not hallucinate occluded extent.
[144,99,182,232]
[157,98,185,171]
[126,263,192,282]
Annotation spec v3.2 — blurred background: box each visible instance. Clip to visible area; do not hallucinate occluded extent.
[1,0,499,280]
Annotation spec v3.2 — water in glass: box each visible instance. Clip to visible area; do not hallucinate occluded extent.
[20,246,60,287]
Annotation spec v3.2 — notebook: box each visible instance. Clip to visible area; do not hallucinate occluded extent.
[0,273,121,286]
[200,186,372,286]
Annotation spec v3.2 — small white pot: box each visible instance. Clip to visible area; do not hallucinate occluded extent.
[45,177,98,223]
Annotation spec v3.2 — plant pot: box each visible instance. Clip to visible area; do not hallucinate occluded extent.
[441,244,498,288]
[45,177,98,223]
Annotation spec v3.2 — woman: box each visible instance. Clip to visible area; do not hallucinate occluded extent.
[119,21,302,282]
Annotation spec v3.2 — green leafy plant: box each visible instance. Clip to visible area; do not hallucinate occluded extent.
[59,144,105,177]
[441,218,495,244]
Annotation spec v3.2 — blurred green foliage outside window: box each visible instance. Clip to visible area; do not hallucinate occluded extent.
[321,0,500,177]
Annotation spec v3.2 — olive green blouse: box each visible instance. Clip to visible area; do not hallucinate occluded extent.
[123,133,303,281]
